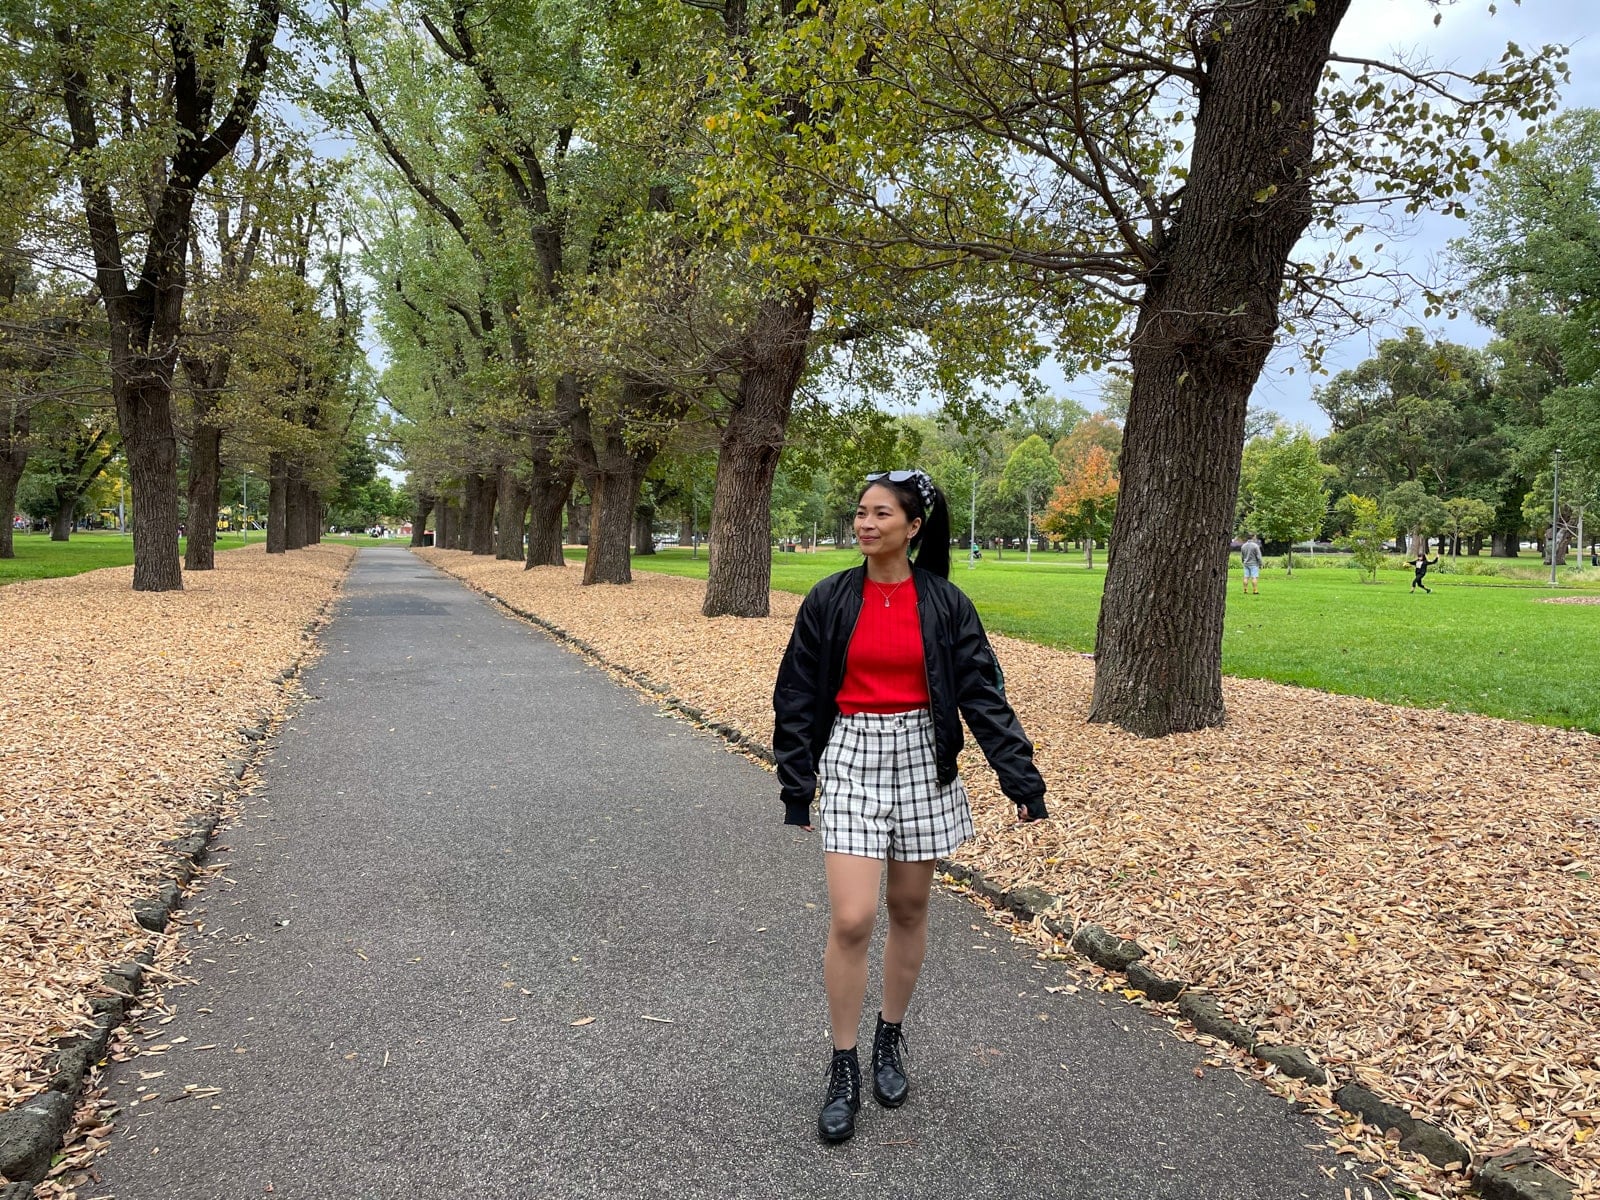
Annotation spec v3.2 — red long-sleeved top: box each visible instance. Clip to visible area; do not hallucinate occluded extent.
[834,576,930,714]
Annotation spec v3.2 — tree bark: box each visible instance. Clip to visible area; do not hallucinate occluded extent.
[467,471,497,555]
[305,487,323,545]
[284,464,307,551]
[568,380,675,586]
[50,502,74,541]
[1492,531,1518,557]
[496,467,529,560]
[411,491,435,546]
[0,398,29,559]
[633,504,656,555]
[1090,0,1348,735]
[182,356,227,571]
[525,430,572,568]
[117,361,185,588]
[436,498,455,550]
[703,292,816,617]
[264,453,286,553]
[566,500,589,545]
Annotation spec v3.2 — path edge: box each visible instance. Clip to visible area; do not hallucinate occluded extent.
[0,564,349,1196]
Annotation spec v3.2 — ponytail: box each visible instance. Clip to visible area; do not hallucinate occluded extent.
[912,484,951,578]
[858,470,951,579]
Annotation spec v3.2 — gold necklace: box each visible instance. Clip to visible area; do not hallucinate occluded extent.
[871,577,911,607]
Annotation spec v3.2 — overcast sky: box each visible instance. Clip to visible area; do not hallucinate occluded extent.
[1050,0,1599,434]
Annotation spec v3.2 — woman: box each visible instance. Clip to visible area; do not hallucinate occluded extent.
[773,469,1048,1144]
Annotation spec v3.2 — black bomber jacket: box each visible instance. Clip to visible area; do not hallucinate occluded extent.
[772,563,1048,826]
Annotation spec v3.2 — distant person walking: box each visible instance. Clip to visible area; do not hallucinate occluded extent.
[1240,534,1263,594]
[1410,549,1439,593]
[773,468,1047,1145]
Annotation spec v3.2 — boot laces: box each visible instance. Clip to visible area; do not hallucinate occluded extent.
[827,1053,859,1101]
[874,1022,908,1073]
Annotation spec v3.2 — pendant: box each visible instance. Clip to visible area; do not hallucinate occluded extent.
[884,597,891,607]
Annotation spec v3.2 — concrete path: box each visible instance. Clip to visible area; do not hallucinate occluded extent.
[91,548,1351,1200]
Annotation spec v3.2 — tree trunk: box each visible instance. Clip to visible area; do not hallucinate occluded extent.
[1085,540,1093,570]
[496,467,530,560]
[266,452,287,553]
[284,464,307,551]
[582,455,647,584]
[182,354,227,571]
[703,293,815,617]
[0,472,20,559]
[1469,532,1483,556]
[0,399,30,560]
[1492,531,1518,557]
[436,499,455,550]
[304,487,322,546]
[633,504,656,555]
[411,492,434,546]
[1089,0,1347,736]
[50,500,74,541]
[566,500,589,545]
[568,379,677,586]
[526,434,572,567]
[467,471,497,555]
[116,358,185,589]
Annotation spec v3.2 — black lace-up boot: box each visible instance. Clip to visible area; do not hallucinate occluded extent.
[871,1013,909,1107]
[818,1046,861,1143]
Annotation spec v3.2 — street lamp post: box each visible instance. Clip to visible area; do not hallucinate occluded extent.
[969,471,978,569]
[1550,448,1561,586]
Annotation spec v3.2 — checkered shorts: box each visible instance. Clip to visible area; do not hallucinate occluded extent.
[818,709,974,861]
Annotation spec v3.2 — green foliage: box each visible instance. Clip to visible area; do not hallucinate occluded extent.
[1443,496,1497,551]
[999,434,1060,507]
[1238,427,1329,552]
[1336,493,1392,582]
[1386,480,1449,553]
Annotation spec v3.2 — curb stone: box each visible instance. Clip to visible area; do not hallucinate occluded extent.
[0,567,346,1191]
[425,560,1567,1200]
[1476,1149,1576,1200]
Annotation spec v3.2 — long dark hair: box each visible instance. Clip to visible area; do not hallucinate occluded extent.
[857,473,952,579]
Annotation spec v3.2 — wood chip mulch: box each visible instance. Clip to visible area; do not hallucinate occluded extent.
[1543,596,1600,604]
[421,548,1600,1197]
[0,543,354,1118]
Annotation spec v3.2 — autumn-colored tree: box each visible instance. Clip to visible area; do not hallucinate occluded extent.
[1040,444,1119,569]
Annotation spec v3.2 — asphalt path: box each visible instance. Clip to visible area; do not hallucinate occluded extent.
[91,547,1351,1200]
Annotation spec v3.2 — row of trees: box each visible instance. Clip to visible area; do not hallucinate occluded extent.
[337,0,1563,736]
[1,4,382,575]
[2,1,1568,736]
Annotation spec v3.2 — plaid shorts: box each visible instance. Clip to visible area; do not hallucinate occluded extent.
[818,709,974,861]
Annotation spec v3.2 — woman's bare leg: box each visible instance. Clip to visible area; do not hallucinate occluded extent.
[823,852,883,1049]
[882,858,937,1022]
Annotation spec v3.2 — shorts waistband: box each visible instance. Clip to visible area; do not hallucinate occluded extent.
[835,708,931,727]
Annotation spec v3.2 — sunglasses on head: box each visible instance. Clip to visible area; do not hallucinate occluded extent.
[865,470,919,484]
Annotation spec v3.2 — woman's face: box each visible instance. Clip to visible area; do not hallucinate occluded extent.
[855,484,921,561]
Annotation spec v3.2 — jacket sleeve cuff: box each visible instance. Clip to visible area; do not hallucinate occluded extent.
[1016,794,1048,821]
[784,798,814,826]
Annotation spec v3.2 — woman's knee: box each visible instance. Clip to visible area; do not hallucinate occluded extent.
[885,890,930,930]
[829,906,877,949]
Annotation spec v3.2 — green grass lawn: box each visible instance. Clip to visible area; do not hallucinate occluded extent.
[620,546,1600,733]
[0,531,404,584]
[0,531,264,583]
